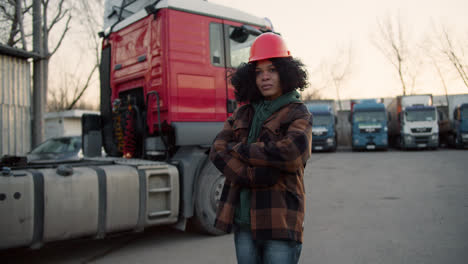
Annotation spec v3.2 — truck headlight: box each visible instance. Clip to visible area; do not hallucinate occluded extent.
[326,138,334,145]
[405,135,413,143]
[462,133,468,140]
[431,134,438,141]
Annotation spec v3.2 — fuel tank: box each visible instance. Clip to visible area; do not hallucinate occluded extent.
[0,158,179,249]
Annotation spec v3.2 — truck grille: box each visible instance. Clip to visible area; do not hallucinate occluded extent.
[414,136,429,144]
[411,127,432,133]
[313,131,326,136]
[313,138,326,146]
[359,128,381,133]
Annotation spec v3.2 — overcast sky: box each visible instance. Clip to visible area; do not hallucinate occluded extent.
[211,0,468,100]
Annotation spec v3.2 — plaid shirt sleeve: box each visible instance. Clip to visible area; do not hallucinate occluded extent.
[209,108,280,187]
[231,103,312,173]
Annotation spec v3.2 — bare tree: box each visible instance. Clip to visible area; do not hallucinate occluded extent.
[431,23,468,89]
[301,88,323,101]
[2,0,72,145]
[2,1,103,112]
[0,0,30,49]
[1,0,72,63]
[48,77,99,111]
[47,64,100,111]
[47,0,103,110]
[40,0,72,114]
[330,45,353,110]
[318,44,354,110]
[303,64,328,101]
[372,13,421,95]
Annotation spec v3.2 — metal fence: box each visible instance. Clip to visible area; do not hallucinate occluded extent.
[0,53,31,156]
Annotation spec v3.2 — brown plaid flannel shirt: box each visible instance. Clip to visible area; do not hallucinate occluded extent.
[209,102,312,243]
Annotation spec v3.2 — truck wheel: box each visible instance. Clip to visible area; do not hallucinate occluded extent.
[193,160,226,235]
[398,136,405,150]
[455,137,462,149]
[448,134,455,148]
[330,141,337,152]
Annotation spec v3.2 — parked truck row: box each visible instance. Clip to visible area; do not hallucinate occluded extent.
[307,94,467,152]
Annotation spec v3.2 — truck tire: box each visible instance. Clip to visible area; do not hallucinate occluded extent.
[330,138,337,152]
[455,136,462,149]
[398,136,405,150]
[193,160,226,235]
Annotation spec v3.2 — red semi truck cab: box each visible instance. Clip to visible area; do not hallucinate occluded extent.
[0,1,278,250]
[100,0,273,158]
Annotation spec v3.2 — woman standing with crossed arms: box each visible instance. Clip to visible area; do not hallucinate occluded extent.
[209,32,313,264]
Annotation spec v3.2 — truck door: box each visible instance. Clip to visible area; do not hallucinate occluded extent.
[166,10,227,122]
[166,10,262,122]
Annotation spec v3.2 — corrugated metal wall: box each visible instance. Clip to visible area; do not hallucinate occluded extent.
[0,54,31,156]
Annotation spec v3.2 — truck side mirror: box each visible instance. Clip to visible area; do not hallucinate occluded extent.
[82,114,103,157]
[387,113,391,122]
[348,113,352,123]
[335,116,338,124]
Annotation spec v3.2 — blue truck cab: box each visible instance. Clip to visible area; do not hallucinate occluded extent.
[453,103,468,148]
[307,104,337,152]
[350,99,389,150]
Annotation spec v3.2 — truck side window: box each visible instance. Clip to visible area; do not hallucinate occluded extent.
[228,26,256,68]
[210,23,225,67]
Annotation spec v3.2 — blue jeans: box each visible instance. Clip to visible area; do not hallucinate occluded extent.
[234,227,302,264]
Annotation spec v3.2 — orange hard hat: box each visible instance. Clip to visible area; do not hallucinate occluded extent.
[248,33,291,63]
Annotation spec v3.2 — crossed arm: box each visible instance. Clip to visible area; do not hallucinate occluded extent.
[209,107,312,187]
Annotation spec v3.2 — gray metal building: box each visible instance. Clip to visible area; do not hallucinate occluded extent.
[0,45,33,157]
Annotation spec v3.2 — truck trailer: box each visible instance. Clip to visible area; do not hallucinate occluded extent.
[0,0,276,250]
[349,99,388,151]
[305,100,338,152]
[438,94,468,149]
[387,94,439,149]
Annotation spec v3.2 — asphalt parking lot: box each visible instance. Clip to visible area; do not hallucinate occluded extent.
[2,148,468,264]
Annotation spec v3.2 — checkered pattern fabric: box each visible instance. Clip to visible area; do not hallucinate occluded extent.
[210,102,312,243]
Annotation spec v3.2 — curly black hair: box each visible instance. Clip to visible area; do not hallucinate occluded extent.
[229,57,308,103]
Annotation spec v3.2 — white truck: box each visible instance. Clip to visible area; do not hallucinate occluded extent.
[387,94,439,149]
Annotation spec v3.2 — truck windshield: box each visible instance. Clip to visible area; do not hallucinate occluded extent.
[229,27,257,68]
[313,114,332,126]
[405,109,436,122]
[353,111,386,123]
[30,137,81,154]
